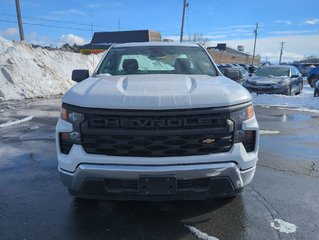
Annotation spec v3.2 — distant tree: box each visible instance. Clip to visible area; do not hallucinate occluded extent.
[60,43,72,51]
[187,33,209,46]
[72,44,80,53]
[294,55,319,64]
[59,43,80,53]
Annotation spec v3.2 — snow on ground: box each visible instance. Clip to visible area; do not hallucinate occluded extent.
[0,36,102,100]
[252,84,319,112]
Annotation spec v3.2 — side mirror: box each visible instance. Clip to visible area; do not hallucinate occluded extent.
[72,69,90,82]
[291,74,299,78]
[224,69,240,80]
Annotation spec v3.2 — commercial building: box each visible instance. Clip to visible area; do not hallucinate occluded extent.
[207,43,260,65]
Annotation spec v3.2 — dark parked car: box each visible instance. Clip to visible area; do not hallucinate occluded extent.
[217,64,249,84]
[243,65,303,95]
[315,81,319,97]
[238,64,249,71]
[307,67,319,87]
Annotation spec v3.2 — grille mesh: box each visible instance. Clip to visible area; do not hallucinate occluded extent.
[81,110,234,157]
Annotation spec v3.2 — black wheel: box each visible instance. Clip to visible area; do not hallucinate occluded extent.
[296,83,303,95]
[286,85,292,96]
[315,90,319,97]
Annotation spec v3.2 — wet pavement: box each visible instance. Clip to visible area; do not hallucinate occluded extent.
[0,97,319,240]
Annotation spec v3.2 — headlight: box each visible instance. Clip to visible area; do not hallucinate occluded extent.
[230,104,256,152]
[59,107,85,153]
[230,104,254,129]
[60,107,84,125]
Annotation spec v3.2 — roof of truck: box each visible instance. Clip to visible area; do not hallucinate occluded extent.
[112,42,200,48]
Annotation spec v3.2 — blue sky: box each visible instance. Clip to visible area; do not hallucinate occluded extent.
[0,0,319,62]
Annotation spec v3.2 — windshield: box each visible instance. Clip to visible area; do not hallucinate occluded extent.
[255,67,289,77]
[96,46,218,76]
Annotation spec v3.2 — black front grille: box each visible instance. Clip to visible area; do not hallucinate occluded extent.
[80,109,234,157]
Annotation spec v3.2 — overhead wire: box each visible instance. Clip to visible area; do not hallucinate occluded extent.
[0,13,180,34]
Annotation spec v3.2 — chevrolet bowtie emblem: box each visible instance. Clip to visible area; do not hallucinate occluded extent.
[202,138,216,144]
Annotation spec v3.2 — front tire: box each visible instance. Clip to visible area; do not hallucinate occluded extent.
[286,85,292,96]
[296,83,303,95]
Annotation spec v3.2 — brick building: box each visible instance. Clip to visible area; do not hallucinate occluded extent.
[207,43,260,65]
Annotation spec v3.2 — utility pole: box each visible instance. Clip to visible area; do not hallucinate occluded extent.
[251,22,259,65]
[279,42,285,64]
[15,0,24,41]
[180,0,188,42]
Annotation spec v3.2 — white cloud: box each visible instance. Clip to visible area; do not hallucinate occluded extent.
[26,32,50,46]
[59,34,87,46]
[274,20,292,25]
[268,30,316,35]
[86,2,122,8]
[207,34,319,63]
[51,9,87,16]
[0,28,18,37]
[304,19,319,25]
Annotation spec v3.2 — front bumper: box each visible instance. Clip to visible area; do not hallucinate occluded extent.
[56,107,259,200]
[60,162,255,200]
[244,84,289,95]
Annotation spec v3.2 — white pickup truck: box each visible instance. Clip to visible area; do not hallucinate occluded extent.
[56,42,259,200]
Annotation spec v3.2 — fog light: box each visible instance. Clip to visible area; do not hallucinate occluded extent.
[243,130,256,152]
[59,132,81,154]
[234,130,256,152]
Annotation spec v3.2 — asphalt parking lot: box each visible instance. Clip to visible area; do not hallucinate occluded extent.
[0,97,318,240]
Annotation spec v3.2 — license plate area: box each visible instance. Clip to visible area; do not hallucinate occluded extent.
[139,176,177,195]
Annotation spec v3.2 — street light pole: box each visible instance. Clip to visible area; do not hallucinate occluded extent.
[15,0,24,41]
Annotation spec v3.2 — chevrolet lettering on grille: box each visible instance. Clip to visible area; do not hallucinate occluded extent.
[92,117,219,128]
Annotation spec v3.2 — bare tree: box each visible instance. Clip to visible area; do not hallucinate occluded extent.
[187,33,209,46]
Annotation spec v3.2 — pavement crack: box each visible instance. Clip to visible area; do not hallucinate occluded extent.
[248,185,284,220]
[307,161,316,176]
[257,163,319,178]
[247,186,297,240]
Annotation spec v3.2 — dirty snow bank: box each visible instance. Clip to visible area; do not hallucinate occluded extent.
[0,36,102,100]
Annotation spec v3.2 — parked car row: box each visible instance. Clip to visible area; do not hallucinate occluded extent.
[242,65,303,96]
[307,67,319,87]
[315,81,319,97]
[292,63,318,77]
[218,63,307,96]
[217,64,249,84]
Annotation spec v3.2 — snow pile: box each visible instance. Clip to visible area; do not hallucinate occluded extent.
[0,36,102,100]
[252,85,319,112]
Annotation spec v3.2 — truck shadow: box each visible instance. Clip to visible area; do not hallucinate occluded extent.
[66,197,247,240]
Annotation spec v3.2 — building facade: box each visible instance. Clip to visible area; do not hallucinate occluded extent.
[207,43,260,65]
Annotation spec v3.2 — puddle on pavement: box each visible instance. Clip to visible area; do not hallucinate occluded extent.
[261,114,311,123]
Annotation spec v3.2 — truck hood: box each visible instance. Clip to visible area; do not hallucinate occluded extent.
[63,74,252,109]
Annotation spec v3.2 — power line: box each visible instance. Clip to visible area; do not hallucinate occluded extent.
[0,19,92,31]
[0,13,117,29]
[0,13,180,35]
